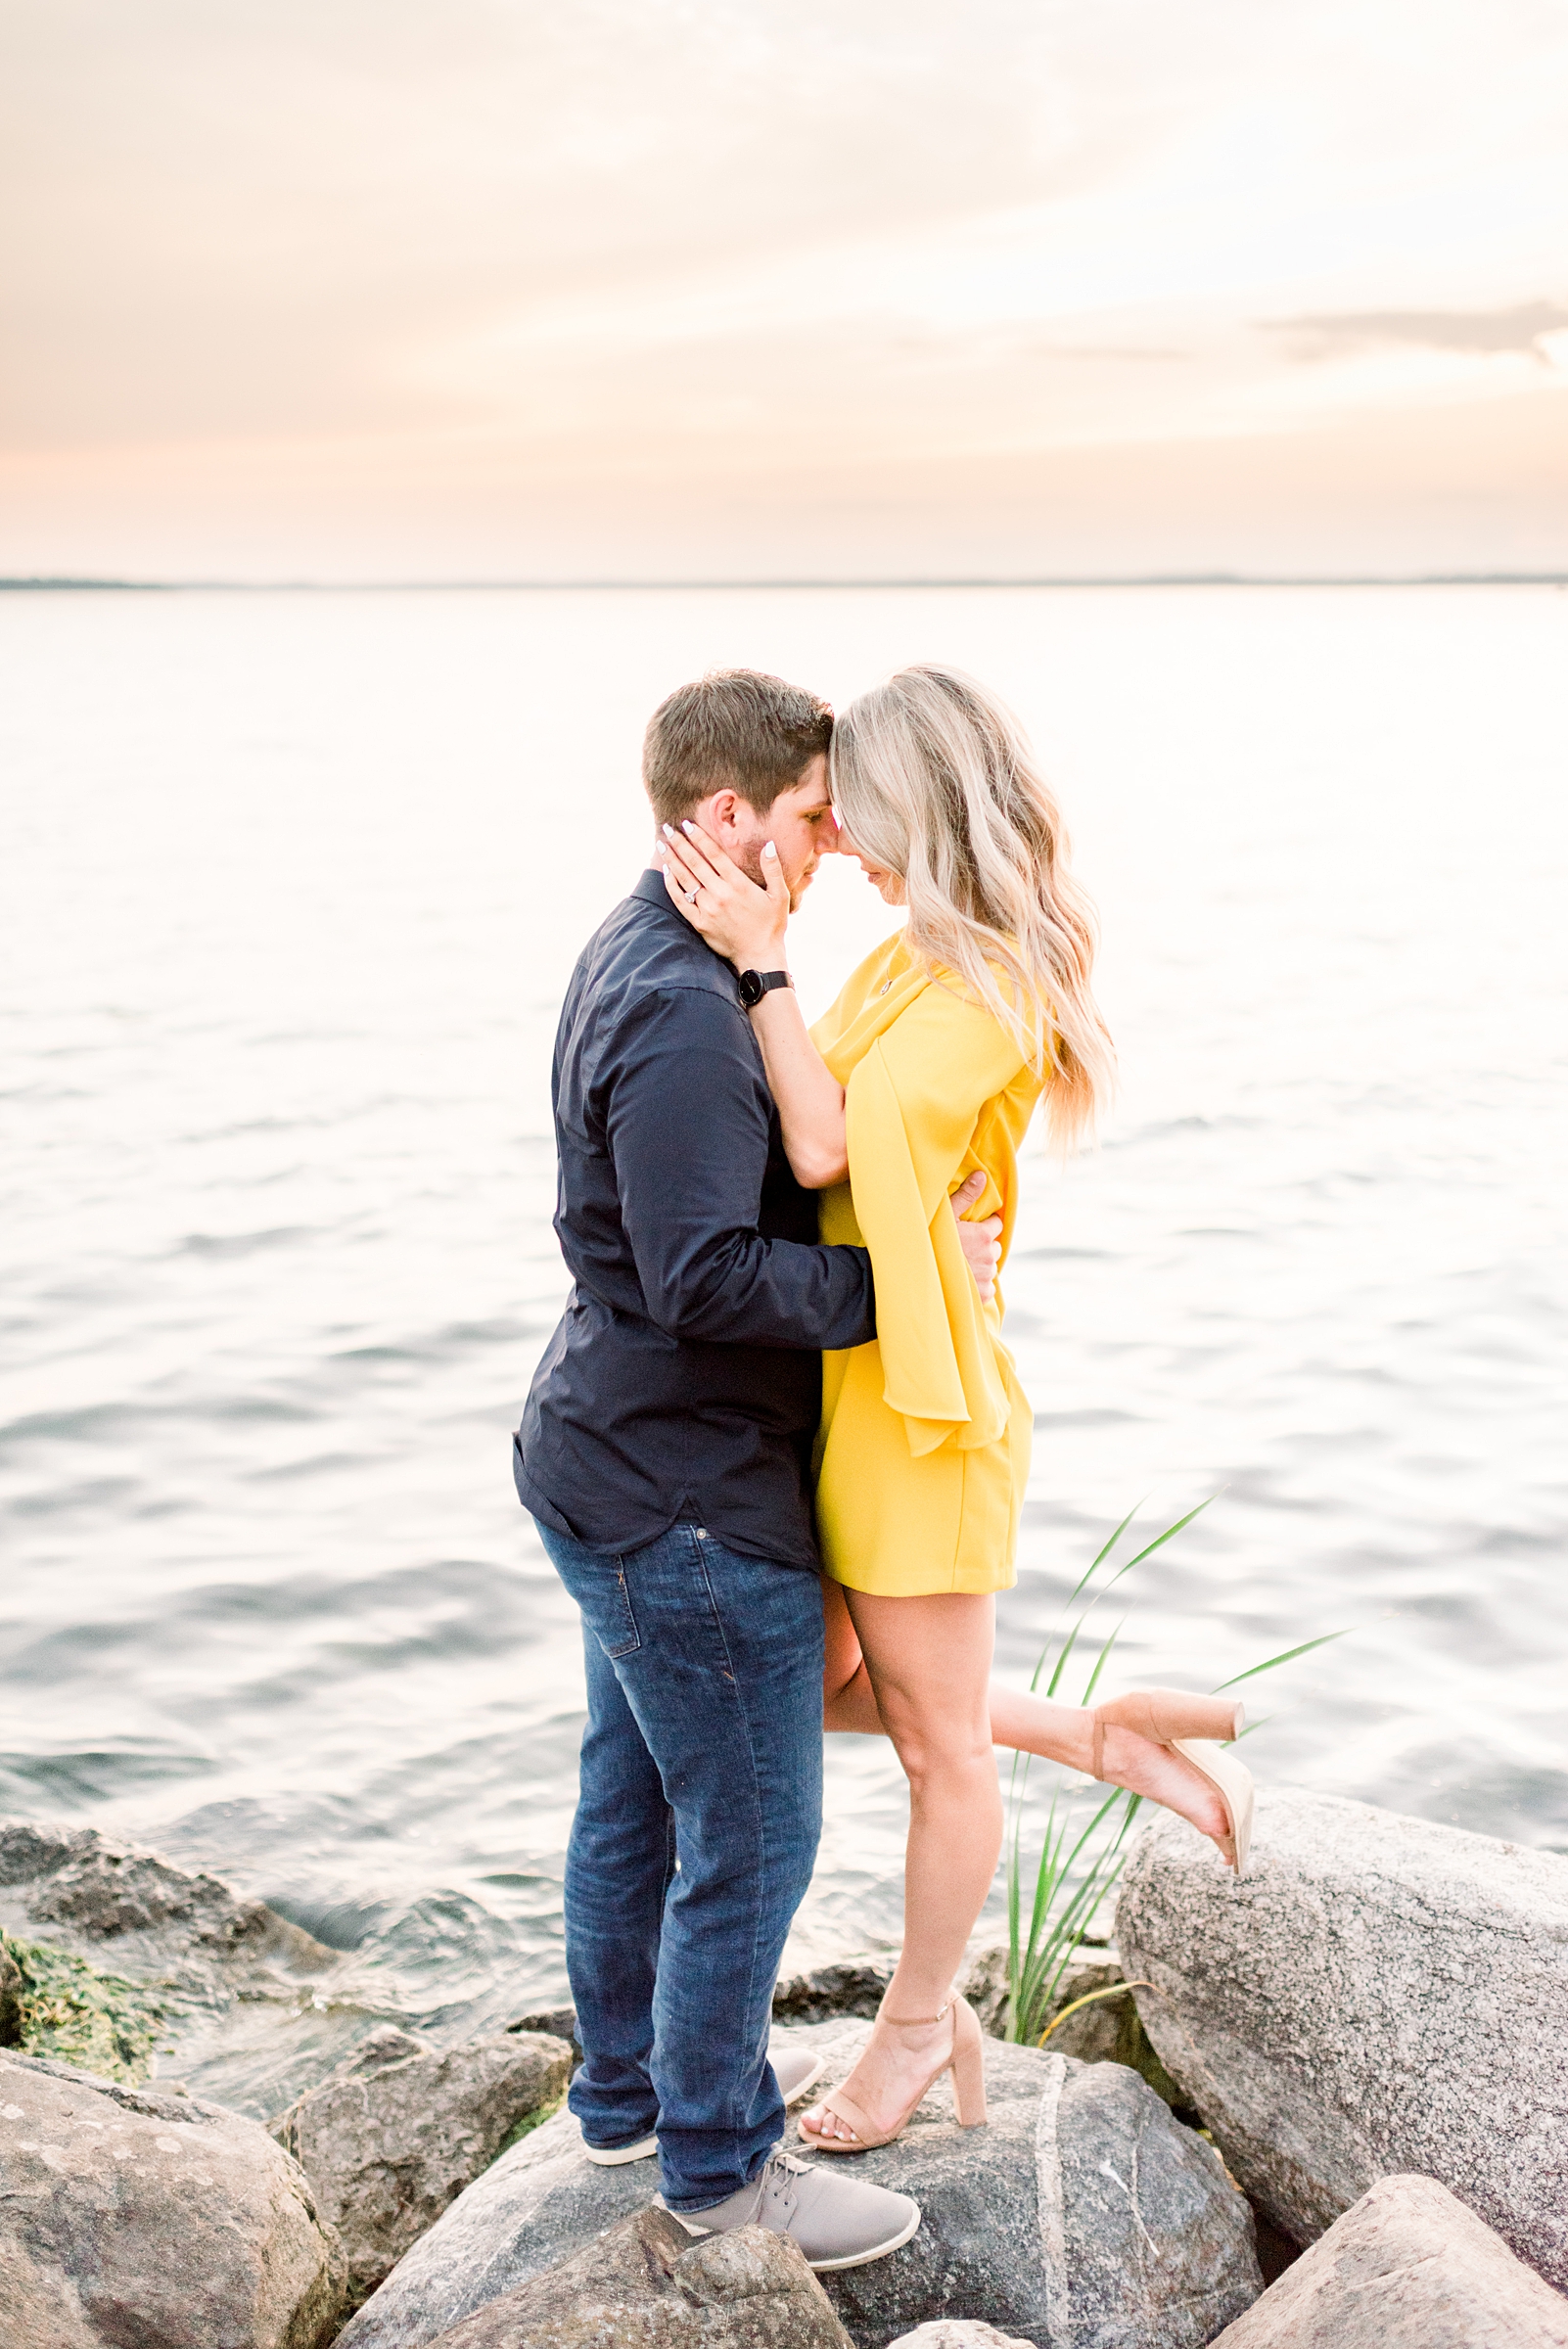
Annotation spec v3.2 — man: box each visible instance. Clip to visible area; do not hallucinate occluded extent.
[514,669,997,2270]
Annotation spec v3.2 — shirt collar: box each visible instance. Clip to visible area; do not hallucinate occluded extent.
[628,863,746,992]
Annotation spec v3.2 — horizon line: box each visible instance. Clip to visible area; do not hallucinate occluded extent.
[3,571,1567,593]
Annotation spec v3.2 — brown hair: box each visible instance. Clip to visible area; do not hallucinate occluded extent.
[642,669,833,828]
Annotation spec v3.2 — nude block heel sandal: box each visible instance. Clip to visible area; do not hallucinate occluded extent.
[1091,1687,1255,1876]
[798,1993,988,2153]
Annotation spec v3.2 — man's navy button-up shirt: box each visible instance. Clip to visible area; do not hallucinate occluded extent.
[514,867,875,1569]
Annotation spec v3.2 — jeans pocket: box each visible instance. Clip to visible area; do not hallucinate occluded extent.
[597,1565,640,1660]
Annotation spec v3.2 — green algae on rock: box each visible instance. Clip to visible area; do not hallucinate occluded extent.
[0,1820,361,2115]
[0,1925,169,2081]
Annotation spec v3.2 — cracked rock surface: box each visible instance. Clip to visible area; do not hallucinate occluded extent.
[270,2023,573,2310]
[1209,2174,1568,2348]
[885,2326,1039,2348]
[417,2206,853,2347]
[339,2019,1260,2349]
[0,1818,404,2115]
[1117,1789,1568,2292]
[0,2048,345,2349]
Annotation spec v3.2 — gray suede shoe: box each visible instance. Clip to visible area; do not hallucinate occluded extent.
[668,2148,920,2272]
[772,2045,828,2106]
[581,2043,826,2166]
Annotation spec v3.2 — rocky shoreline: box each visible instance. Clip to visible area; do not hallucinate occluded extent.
[3,1791,1565,2347]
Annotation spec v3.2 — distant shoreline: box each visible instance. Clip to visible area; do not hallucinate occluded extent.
[3,573,1566,594]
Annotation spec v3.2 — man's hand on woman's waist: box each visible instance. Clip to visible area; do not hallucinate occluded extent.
[950,1170,1002,1302]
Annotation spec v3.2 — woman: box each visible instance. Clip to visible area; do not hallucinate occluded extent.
[659,663,1250,2155]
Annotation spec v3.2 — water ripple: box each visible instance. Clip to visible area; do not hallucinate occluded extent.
[2,584,1564,2105]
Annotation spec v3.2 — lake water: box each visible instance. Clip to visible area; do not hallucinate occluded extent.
[3,583,1564,2107]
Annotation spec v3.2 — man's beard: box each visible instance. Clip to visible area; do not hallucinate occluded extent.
[737,841,814,913]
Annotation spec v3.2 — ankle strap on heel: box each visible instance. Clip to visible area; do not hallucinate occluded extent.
[879,1998,952,2027]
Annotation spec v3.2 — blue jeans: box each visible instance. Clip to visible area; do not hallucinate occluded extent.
[533,1515,825,2211]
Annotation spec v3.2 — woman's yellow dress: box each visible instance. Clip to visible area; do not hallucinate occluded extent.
[810,933,1045,1596]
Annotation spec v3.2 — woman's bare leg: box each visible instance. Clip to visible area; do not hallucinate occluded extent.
[821,1578,1229,1846]
[805,1587,1000,2144]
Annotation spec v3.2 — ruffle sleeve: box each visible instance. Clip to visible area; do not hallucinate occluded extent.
[844,980,1028,1457]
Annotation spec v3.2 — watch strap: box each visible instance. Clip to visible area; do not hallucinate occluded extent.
[738,968,794,1007]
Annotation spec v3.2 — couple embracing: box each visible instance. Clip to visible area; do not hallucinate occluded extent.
[513,665,1252,2271]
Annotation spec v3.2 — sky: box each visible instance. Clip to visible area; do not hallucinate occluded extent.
[3,0,1567,580]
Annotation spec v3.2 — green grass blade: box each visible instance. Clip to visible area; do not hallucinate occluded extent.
[1118,1495,1216,1575]
[1038,1979,1150,2047]
[1042,1620,1083,1700]
[1064,1504,1142,1607]
[1026,1812,1067,1951]
[1078,1621,1124,1708]
[1054,1785,1130,1880]
[1065,1497,1217,1633]
[1028,1853,1132,2023]
[1213,1631,1346,1691]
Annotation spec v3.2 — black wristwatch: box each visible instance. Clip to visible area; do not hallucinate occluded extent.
[737,968,794,1010]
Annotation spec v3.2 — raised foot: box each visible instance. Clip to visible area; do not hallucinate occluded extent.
[1094,1723,1234,1857]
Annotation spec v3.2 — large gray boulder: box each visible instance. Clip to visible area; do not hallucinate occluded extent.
[0,2048,346,2348]
[333,2100,655,2347]
[1208,2174,1568,2348]
[417,2206,853,2346]
[1116,1790,1568,2290]
[339,2018,1260,2349]
[271,2024,573,2309]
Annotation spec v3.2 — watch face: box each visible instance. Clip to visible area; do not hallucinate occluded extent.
[737,970,762,1008]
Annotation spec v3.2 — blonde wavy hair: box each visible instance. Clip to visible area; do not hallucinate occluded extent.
[830,663,1115,1150]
